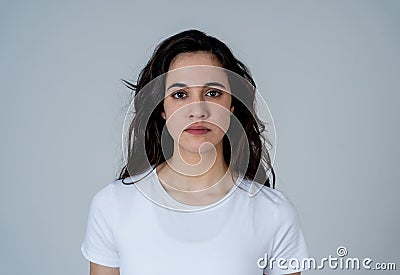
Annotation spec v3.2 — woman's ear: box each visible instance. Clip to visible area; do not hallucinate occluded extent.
[161,111,166,120]
[230,105,234,115]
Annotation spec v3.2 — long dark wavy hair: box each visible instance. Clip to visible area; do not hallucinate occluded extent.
[118,29,275,188]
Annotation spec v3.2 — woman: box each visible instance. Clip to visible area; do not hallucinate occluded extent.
[81,29,308,275]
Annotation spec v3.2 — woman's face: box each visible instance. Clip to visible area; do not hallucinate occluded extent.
[161,52,234,154]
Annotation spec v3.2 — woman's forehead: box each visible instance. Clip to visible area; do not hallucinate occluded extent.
[168,51,221,69]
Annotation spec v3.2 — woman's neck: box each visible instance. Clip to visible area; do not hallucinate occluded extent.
[156,142,236,193]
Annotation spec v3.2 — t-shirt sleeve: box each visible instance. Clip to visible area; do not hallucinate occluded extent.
[81,184,119,267]
[264,192,309,275]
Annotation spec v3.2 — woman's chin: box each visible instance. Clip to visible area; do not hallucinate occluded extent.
[179,142,217,155]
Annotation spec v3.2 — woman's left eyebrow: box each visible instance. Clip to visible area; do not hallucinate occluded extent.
[167,82,226,91]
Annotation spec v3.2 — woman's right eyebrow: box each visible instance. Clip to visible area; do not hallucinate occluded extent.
[167,82,226,91]
[167,82,187,91]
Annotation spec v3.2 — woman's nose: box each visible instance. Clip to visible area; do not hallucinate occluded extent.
[188,101,209,119]
[188,93,209,119]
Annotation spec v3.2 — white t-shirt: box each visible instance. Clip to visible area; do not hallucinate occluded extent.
[81,167,309,275]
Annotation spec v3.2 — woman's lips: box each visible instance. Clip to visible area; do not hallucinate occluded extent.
[184,125,210,135]
[185,128,210,135]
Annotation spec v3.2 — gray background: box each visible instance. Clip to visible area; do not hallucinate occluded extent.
[0,0,399,274]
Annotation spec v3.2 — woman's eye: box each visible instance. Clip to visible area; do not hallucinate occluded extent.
[171,89,222,99]
[206,89,222,97]
[172,90,187,99]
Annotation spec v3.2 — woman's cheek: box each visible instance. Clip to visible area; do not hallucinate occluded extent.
[208,107,232,134]
[164,111,185,140]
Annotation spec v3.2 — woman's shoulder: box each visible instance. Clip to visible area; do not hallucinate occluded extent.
[89,174,148,205]
[238,178,303,224]
[238,177,288,205]
[238,178,300,215]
